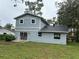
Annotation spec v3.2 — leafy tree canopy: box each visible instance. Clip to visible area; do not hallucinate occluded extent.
[4,23,13,30]
[57,0,79,28]
[12,0,44,16]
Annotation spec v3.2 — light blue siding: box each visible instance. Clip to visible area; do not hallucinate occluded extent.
[15,31,20,40]
[15,31,66,44]
[15,14,47,42]
[27,32,66,44]
[15,14,67,44]
[16,15,45,31]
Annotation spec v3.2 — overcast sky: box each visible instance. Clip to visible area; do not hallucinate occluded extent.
[0,0,63,26]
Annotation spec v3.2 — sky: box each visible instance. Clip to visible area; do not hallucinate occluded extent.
[0,0,63,27]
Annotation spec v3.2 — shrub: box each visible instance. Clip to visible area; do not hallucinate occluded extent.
[5,34,16,41]
[0,34,16,41]
[0,35,3,40]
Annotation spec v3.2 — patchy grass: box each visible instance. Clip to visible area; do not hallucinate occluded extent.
[0,42,79,59]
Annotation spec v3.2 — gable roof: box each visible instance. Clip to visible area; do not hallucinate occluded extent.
[0,29,15,35]
[40,25,68,33]
[14,13,49,25]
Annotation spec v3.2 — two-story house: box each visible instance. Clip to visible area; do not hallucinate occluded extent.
[14,13,68,44]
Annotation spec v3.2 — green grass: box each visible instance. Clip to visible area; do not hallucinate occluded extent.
[0,42,79,59]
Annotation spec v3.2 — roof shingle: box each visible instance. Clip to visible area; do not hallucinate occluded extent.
[40,25,68,33]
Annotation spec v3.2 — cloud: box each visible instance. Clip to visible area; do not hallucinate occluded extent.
[0,0,62,26]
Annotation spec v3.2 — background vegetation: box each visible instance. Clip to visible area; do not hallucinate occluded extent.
[57,0,79,42]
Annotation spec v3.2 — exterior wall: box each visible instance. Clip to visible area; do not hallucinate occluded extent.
[40,20,46,29]
[15,31,20,40]
[15,15,67,44]
[15,15,46,42]
[27,32,67,45]
[15,15,45,31]
[15,31,67,44]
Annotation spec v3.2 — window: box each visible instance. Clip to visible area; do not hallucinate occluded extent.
[38,32,42,37]
[3,33,7,35]
[32,19,35,24]
[20,19,24,24]
[54,33,60,39]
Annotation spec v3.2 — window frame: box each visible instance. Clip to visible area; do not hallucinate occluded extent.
[54,33,61,39]
[31,19,36,24]
[19,19,24,24]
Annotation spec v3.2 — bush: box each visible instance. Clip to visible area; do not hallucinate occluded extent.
[0,34,16,41]
[0,35,4,40]
[5,34,16,41]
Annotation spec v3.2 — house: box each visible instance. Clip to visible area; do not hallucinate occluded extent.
[0,28,15,35]
[14,13,68,44]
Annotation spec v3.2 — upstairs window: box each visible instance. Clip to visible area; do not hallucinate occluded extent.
[20,19,24,24]
[32,19,35,24]
[38,32,42,37]
[54,33,60,39]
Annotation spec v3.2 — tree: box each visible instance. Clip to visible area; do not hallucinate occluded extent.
[4,23,13,30]
[47,17,57,24]
[57,0,79,27]
[12,0,44,16]
[57,0,79,42]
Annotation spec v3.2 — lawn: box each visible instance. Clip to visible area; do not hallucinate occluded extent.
[0,42,79,59]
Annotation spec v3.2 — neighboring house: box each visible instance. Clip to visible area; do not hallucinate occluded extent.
[0,28,15,35]
[14,13,68,44]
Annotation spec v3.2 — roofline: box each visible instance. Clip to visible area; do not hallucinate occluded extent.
[14,13,49,25]
[14,13,43,19]
[41,18,49,25]
[39,31,68,34]
[39,31,68,33]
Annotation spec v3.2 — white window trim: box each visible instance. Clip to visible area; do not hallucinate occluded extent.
[31,19,36,24]
[19,19,24,24]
